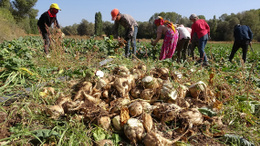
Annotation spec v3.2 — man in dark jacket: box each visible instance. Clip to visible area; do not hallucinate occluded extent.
[37,3,61,57]
[111,8,138,58]
[229,24,253,63]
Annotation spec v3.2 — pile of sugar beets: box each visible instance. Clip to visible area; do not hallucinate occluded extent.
[45,64,226,146]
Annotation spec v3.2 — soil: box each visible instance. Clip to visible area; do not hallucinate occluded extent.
[0,106,22,139]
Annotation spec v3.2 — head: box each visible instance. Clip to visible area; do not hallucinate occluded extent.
[234,24,241,29]
[189,14,198,22]
[154,16,164,26]
[111,8,120,21]
[49,3,61,14]
[178,24,184,27]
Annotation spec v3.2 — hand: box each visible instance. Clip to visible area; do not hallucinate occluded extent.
[151,40,156,46]
[125,35,131,41]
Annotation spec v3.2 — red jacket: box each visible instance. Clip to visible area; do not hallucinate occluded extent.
[191,19,210,40]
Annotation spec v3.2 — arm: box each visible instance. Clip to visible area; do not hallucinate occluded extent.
[206,21,210,36]
[247,26,253,41]
[152,27,162,46]
[113,21,119,38]
[190,24,195,41]
[125,25,134,41]
[55,17,60,28]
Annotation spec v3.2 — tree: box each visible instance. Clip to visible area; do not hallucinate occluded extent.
[102,21,113,37]
[94,12,103,36]
[62,24,79,36]
[178,17,191,27]
[11,0,37,20]
[11,0,38,34]
[240,10,260,41]
[197,15,206,20]
[137,21,154,39]
[77,19,94,36]
[149,12,181,24]
[215,21,229,41]
[219,14,228,22]
[0,0,11,9]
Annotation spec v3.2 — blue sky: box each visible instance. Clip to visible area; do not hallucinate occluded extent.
[34,0,260,27]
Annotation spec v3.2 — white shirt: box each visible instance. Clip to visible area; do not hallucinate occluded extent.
[177,27,191,40]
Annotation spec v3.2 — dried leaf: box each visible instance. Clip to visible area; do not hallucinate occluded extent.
[120,106,130,126]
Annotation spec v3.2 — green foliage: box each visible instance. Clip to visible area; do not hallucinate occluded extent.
[137,21,154,39]
[0,7,14,22]
[62,23,79,35]
[29,18,38,34]
[0,0,11,9]
[77,19,94,36]
[102,21,113,36]
[94,11,103,36]
[11,0,38,20]
[0,37,35,70]
[149,12,182,24]
[92,126,121,145]
[0,8,25,42]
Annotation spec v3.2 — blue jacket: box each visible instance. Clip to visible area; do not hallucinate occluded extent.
[234,25,253,41]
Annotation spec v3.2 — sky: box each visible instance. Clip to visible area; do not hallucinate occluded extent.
[34,0,260,27]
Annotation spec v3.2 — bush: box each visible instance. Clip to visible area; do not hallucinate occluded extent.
[0,8,25,42]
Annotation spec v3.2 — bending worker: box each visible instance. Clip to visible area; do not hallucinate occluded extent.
[37,3,61,57]
[229,24,253,63]
[111,8,138,58]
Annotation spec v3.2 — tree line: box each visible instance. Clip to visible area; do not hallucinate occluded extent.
[0,0,260,42]
[64,10,260,42]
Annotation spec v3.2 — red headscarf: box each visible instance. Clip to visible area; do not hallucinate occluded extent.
[154,16,176,33]
[48,8,58,17]
[154,16,164,26]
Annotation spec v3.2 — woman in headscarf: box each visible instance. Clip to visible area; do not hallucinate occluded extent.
[151,16,179,60]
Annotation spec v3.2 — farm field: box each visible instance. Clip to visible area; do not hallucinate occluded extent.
[0,35,259,145]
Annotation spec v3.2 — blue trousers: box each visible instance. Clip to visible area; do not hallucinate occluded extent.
[198,33,208,62]
[125,26,138,58]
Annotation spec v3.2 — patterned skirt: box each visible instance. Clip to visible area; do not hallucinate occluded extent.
[159,29,179,60]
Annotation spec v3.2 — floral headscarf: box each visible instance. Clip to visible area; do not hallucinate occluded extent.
[154,16,176,33]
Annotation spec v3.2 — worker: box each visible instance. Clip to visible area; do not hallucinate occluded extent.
[111,8,138,58]
[151,16,179,60]
[189,14,210,66]
[229,24,253,63]
[37,3,61,57]
[175,24,191,63]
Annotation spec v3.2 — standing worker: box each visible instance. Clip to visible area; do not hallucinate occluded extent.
[151,16,179,60]
[229,24,253,63]
[175,24,191,63]
[189,14,210,66]
[111,8,138,58]
[37,3,61,57]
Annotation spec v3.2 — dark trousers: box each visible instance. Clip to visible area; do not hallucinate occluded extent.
[229,40,249,63]
[188,33,199,60]
[176,38,190,62]
[188,40,198,60]
[41,30,50,54]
